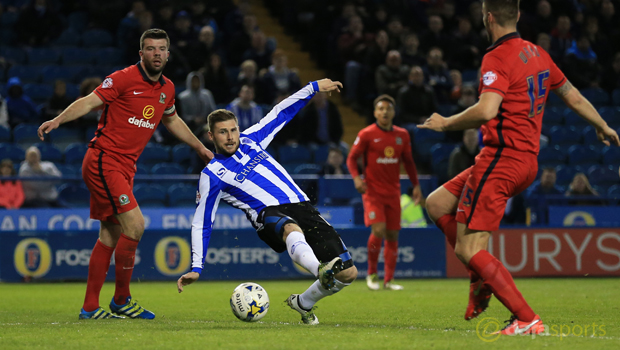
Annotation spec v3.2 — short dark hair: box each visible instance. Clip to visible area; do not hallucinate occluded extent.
[373,94,395,108]
[140,28,170,50]
[542,167,556,174]
[483,0,520,27]
[207,109,238,132]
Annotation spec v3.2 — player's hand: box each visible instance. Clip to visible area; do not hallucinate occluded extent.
[316,79,343,95]
[37,119,60,141]
[353,176,367,194]
[596,125,620,147]
[177,272,200,293]
[198,147,214,164]
[412,185,424,206]
[417,113,448,132]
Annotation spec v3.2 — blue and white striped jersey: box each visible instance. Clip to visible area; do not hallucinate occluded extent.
[190,81,319,273]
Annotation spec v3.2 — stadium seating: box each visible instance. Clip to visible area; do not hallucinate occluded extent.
[172,144,192,165]
[0,126,11,143]
[57,183,90,207]
[8,65,43,83]
[61,48,94,65]
[580,87,610,108]
[133,184,167,207]
[553,165,581,186]
[312,144,331,164]
[53,29,81,47]
[563,108,590,127]
[139,143,171,165]
[67,12,89,32]
[607,184,620,197]
[12,124,40,148]
[549,125,581,146]
[65,84,80,99]
[581,126,599,145]
[56,164,78,176]
[278,144,312,164]
[64,143,88,164]
[48,128,83,151]
[150,162,186,175]
[587,165,618,188]
[537,145,566,167]
[28,48,60,65]
[34,143,63,162]
[292,163,322,174]
[602,147,620,166]
[167,183,197,207]
[23,83,54,104]
[567,145,600,167]
[95,48,124,66]
[317,176,359,206]
[85,126,98,140]
[0,47,26,64]
[41,65,84,84]
[0,143,25,162]
[81,29,114,47]
[546,91,563,107]
[613,89,620,106]
[543,107,563,126]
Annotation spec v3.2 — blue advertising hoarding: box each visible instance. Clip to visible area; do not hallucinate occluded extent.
[548,206,620,227]
[0,228,446,282]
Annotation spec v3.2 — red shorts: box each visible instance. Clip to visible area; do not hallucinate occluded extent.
[82,148,138,224]
[443,148,537,232]
[362,194,401,230]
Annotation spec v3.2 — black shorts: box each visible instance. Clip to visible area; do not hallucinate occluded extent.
[257,201,353,268]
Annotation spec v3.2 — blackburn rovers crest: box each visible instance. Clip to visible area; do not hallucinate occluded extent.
[159,92,166,104]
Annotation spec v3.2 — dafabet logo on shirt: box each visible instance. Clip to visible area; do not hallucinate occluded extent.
[143,105,155,119]
[127,105,156,129]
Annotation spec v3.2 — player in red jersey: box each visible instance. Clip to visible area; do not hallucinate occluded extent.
[346,95,422,290]
[38,29,213,320]
[419,0,619,335]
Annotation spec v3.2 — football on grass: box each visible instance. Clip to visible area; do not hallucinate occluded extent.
[230,282,270,322]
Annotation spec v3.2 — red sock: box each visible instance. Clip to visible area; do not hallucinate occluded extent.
[436,214,480,283]
[469,250,536,322]
[383,240,398,283]
[367,233,382,275]
[83,239,114,312]
[113,233,139,305]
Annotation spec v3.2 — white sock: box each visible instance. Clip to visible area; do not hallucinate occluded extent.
[286,231,320,277]
[299,279,351,310]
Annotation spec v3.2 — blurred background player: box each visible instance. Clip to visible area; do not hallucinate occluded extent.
[177,79,358,326]
[421,0,619,336]
[38,29,213,320]
[346,94,422,291]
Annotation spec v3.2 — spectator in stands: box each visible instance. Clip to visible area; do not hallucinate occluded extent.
[243,31,274,71]
[601,52,620,95]
[423,47,453,104]
[449,69,462,103]
[468,1,484,35]
[189,25,218,71]
[319,147,348,175]
[527,168,564,197]
[364,30,389,73]
[537,33,552,56]
[154,1,174,32]
[19,146,62,208]
[229,14,258,66]
[0,159,24,210]
[233,59,275,105]
[263,50,301,97]
[566,173,599,197]
[189,0,218,32]
[563,35,599,89]
[396,66,436,126]
[226,84,263,131]
[375,50,409,99]
[365,5,388,33]
[519,0,554,42]
[337,15,374,65]
[450,17,483,71]
[297,92,343,145]
[386,16,404,50]
[44,80,72,121]
[550,15,573,63]
[178,72,216,131]
[400,186,427,228]
[399,33,425,67]
[420,15,451,57]
[0,93,8,128]
[201,53,231,105]
[168,10,197,56]
[583,16,611,65]
[117,1,151,62]
[598,0,617,34]
[5,77,39,128]
[77,77,103,128]
[14,0,63,46]
[448,128,480,179]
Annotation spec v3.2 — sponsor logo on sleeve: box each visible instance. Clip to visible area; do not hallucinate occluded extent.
[102,78,113,88]
[483,71,497,86]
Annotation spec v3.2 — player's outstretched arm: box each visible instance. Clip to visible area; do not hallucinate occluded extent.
[37,92,103,140]
[177,271,199,293]
[553,80,620,146]
[417,92,502,132]
[161,113,214,163]
[316,79,343,94]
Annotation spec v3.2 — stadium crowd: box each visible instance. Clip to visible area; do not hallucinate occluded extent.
[1,0,620,224]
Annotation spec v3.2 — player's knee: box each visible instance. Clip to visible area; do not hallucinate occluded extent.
[454,244,474,265]
[336,265,357,284]
[372,227,387,238]
[125,220,145,240]
[425,193,443,222]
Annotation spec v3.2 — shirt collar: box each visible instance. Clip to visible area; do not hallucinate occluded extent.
[486,32,520,52]
[136,62,166,86]
[375,122,393,132]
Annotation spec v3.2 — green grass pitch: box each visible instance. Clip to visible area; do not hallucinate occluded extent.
[0,278,618,349]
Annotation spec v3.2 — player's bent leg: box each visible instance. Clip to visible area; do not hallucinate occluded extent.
[81,220,123,316]
[282,223,321,277]
[115,206,146,241]
[426,186,460,223]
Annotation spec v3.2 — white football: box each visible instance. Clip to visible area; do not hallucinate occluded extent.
[230,282,270,322]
